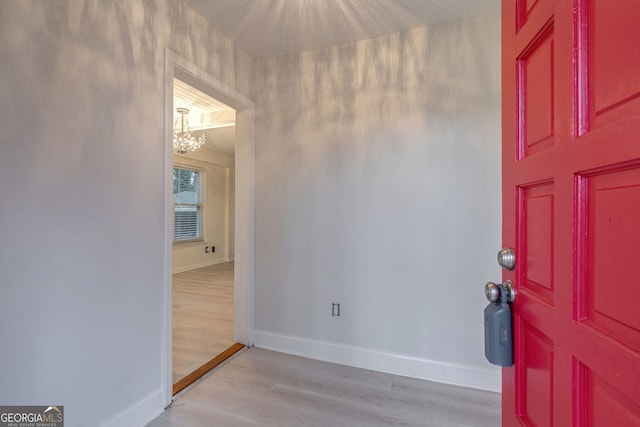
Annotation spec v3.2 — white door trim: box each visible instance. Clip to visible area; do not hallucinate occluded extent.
[162,49,255,406]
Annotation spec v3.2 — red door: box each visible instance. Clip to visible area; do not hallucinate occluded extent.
[502,0,640,425]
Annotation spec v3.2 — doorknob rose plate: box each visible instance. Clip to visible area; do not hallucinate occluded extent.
[504,280,515,304]
[498,248,516,270]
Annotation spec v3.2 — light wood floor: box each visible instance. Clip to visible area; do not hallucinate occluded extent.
[150,348,501,427]
[173,262,235,384]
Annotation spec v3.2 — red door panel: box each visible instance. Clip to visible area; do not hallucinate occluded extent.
[585,167,640,346]
[520,321,554,426]
[518,23,555,158]
[502,0,640,425]
[585,367,640,427]
[519,182,554,304]
[586,0,640,127]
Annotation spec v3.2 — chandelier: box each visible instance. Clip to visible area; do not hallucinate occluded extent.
[173,107,205,154]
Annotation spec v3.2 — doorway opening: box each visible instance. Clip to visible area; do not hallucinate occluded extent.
[162,50,255,405]
[171,76,240,394]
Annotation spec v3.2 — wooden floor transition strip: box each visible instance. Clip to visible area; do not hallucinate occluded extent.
[173,342,245,396]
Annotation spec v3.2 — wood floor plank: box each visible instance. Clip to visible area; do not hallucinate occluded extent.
[149,348,500,427]
[172,262,235,384]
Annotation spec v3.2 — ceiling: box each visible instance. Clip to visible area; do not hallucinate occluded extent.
[174,78,236,155]
[183,0,500,60]
[175,0,500,156]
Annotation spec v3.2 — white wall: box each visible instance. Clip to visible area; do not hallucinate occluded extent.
[252,13,503,391]
[0,1,251,426]
[172,149,234,272]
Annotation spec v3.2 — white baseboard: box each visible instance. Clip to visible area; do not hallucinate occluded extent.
[100,388,164,427]
[172,258,229,274]
[254,330,501,393]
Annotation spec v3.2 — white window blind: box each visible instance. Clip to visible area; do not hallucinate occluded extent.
[173,166,204,242]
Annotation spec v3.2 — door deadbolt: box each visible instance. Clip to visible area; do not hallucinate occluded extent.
[497,248,516,270]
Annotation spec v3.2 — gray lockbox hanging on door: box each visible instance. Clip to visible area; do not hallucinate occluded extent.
[484,281,514,366]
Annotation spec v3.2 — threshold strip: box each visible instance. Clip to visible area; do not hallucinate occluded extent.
[173,342,246,396]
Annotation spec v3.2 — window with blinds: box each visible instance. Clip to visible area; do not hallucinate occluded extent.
[173,166,204,242]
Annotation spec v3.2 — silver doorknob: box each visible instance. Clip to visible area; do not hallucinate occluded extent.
[497,248,516,270]
[485,280,515,304]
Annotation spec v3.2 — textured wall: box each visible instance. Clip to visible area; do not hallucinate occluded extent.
[253,13,502,387]
[0,1,251,426]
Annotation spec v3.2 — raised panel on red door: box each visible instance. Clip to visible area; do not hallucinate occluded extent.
[577,0,640,134]
[502,0,640,425]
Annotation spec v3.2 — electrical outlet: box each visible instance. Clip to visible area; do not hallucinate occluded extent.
[331,303,340,317]
[205,246,209,253]
[211,246,215,253]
